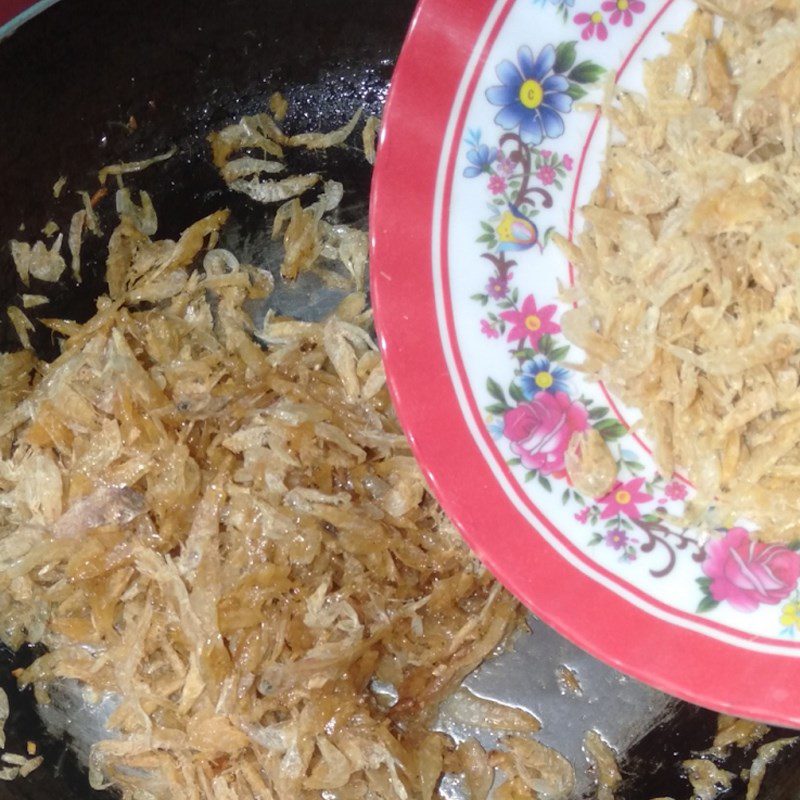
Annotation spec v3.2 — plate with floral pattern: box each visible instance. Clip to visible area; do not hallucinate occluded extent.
[370,0,800,726]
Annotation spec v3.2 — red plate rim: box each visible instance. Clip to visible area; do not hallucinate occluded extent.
[370,0,800,727]
[0,0,59,37]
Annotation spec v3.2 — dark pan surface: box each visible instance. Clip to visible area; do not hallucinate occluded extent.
[0,0,414,353]
[0,0,412,796]
[0,1,799,798]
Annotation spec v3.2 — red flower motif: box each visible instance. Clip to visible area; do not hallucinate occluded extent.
[488,175,507,195]
[574,10,608,40]
[598,477,652,520]
[575,507,590,524]
[537,165,557,185]
[480,319,499,339]
[664,480,687,501]
[500,295,560,347]
[702,527,800,612]
[562,154,574,171]
[601,0,645,26]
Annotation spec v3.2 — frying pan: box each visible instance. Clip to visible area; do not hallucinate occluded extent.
[0,1,798,798]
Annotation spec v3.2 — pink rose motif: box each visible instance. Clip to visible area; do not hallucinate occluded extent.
[488,175,507,195]
[539,149,553,159]
[537,165,556,185]
[598,477,652,520]
[563,154,574,171]
[702,527,800,613]
[664,480,687,501]
[503,392,589,477]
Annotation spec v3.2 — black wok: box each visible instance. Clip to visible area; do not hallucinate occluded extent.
[0,1,798,798]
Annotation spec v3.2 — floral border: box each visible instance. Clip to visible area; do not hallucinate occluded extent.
[458,4,800,634]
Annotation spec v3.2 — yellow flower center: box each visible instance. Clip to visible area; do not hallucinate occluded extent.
[617,0,629,8]
[524,314,542,331]
[781,603,800,626]
[591,10,603,22]
[519,79,544,110]
[615,490,632,505]
[535,371,553,389]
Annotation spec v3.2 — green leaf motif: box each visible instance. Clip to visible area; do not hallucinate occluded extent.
[589,533,603,546]
[537,474,552,492]
[696,595,720,614]
[562,488,570,505]
[486,402,508,415]
[594,418,628,441]
[538,333,554,357]
[569,61,605,84]
[486,377,506,403]
[566,83,587,101]
[588,406,608,420]
[524,470,538,482]
[553,41,578,74]
[551,345,570,361]
[696,576,711,591]
[509,383,526,403]
[641,513,661,524]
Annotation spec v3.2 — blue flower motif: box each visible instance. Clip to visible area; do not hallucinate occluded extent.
[520,356,569,398]
[465,128,482,148]
[464,143,499,178]
[488,416,505,440]
[486,45,573,145]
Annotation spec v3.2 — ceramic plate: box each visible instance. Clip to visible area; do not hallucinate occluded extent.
[371,0,800,726]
